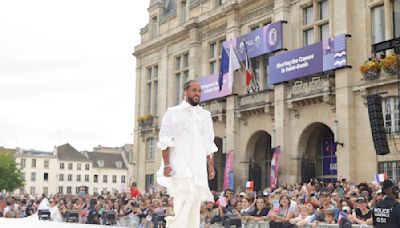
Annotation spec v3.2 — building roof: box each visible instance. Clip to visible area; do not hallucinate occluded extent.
[19,150,53,157]
[0,147,15,154]
[87,152,127,169]
[57,143,89,162]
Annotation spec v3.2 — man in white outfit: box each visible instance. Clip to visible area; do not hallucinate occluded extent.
[157,80,217,228]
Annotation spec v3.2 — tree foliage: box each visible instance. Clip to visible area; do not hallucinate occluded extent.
[0,151,24,192]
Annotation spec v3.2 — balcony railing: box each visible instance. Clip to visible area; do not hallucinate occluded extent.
[201,101,226,121]
[137,115,158,131]
[236,90,274,117]
[237,90,273,109]
[287,77,334,100]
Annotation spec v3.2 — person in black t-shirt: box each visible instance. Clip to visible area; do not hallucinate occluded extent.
[372,179,400,227]
[349,196,372,224]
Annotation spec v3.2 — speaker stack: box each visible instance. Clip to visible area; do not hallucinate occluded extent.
[367,94,390,155]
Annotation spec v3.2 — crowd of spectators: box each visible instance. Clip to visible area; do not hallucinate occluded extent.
[0,179,391,227]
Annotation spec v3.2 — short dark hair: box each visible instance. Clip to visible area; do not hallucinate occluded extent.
[183,80,199,91]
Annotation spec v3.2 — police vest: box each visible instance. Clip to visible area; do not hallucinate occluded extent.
[373,198,400,227]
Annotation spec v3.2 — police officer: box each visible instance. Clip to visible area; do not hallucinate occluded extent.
[372,179,400,227]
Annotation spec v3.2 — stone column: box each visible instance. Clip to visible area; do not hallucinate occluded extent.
[332,0,357,182]
[272,0,294,185]
[188,25,201,79]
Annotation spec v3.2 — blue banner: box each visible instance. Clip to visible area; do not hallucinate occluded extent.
[269,34,347,85]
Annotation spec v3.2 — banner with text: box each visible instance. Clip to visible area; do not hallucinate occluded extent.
[199,73,232,102]
[269,34,347,85]
[235,21,283,60]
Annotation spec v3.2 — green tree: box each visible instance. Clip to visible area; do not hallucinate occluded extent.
[0,151,24,192]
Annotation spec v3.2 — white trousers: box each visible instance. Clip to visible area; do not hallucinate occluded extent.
[166,177,201,228]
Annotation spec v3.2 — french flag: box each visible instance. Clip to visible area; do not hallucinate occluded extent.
[244,42,253,89]
[218,43,241,91]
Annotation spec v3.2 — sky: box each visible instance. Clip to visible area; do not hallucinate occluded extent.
[0,0,149,151]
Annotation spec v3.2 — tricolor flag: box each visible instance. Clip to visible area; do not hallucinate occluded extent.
[374,173,388,183]
[246,181,254,193]
[243,42,253,89]
[270,146,281,189]
[218,43,241,91]
[217,191,227,207]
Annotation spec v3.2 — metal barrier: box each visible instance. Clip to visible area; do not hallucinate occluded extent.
[207,221,373,228]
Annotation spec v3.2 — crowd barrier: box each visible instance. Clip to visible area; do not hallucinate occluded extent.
[206,221,373,228]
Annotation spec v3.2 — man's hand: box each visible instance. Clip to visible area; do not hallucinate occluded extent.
[208,168,215,180]
[163,166,173,177]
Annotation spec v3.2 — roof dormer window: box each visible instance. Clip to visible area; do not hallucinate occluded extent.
[97,160,104,167]
[116,161,122,168]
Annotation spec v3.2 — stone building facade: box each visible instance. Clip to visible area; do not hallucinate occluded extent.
[133,0,400,192]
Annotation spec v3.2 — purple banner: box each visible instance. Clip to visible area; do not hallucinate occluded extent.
[269,34,347,85]
[235,21,283,60]
[199,73,232,102]
[322,138,337,176]
[223,150,234,191]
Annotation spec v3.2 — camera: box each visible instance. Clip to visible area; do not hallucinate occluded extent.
[102,211,116,225]
[65,210,79,223]
[38,209,51,220]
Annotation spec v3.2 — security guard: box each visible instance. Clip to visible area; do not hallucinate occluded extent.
[372,179,400,227]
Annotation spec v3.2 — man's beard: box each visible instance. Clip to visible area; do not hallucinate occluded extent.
[187,97,199,106]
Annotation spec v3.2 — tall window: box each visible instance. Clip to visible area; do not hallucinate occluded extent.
[304,6,314,25]
[146,138,155,161]
[43,187,48,196]
[68,163,73,170]
[303,1,330,45]
[208,40,225,74]
[383,96,400,134]
[175,54,189,104]
[77,163,81,171]
[145,174,154,192]
[320,23,329,41]
[76,187,80,194]
[85,164,90,170]
[68,174,72,181]
[30,186,35,196]
[146,65,159,115]
[112,175,117,183]
[247,23,271,91]
[85,175,89,182]
[20,158,26,168]
[60,163,64,170]
[394,0,400,38]
[21,172,25,181]
[94,175,98,183]
[31,159,36,168]
[103,175,108,183]
[372,5,385,44]
[304,29,314,46]
[58,186,63,194]
[67,186,72,194]
[59,174,64,181]
[44,173,48,181]
[44,160,49,169]
[121,175,126,183]
[31,172,36,181]
[151,16,158,38]
[77,174,81,182]
[379,161,400,183]
[319,0,329,20]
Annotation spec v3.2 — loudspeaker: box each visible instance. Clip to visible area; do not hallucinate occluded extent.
[367,94,390,155]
